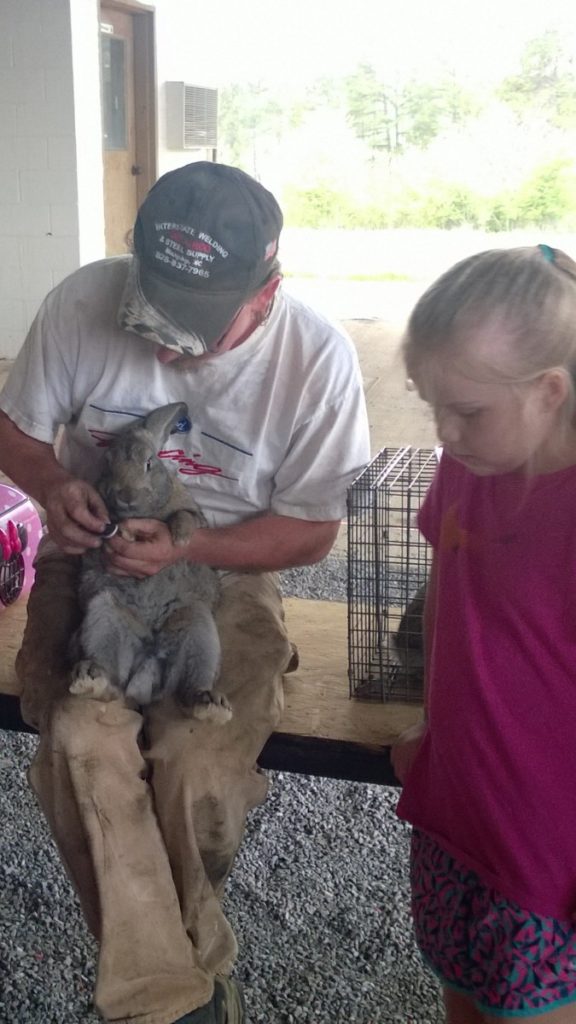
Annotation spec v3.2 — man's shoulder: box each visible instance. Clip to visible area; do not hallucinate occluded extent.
[38,257,132,333]
[51,255,132,298]
[281,288,349,333]
[279,289,356,357]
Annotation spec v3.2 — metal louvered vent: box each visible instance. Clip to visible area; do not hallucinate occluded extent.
[166,82,218,150]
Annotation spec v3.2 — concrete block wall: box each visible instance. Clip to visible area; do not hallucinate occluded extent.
[0,0,104,359]
[0,0,228,362]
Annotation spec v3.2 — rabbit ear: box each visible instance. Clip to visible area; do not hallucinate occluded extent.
[142,403,189,446]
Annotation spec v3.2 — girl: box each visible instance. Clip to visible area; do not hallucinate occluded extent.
[392,245,576,1023]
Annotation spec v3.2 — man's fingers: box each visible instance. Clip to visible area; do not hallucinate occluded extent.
[118,518,160,540]
[46,480,109,538]
[105,551,153,578]
[66,494,108,533]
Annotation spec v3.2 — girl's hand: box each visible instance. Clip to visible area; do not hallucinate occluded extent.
[104,519,186,578]
[390,720,427,784]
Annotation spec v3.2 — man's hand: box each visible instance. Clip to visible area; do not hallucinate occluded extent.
[390,719,427,785]
[104,519,185,578]
[44,478,110,554]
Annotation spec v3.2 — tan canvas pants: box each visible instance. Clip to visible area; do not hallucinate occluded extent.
[16,552,294,1024]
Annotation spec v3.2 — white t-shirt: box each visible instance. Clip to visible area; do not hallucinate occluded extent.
[0,257,370,528]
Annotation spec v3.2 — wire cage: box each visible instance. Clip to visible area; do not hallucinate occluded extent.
[347,446,440,703]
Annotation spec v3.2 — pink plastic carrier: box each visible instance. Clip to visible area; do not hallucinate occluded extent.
[0,482,43,610]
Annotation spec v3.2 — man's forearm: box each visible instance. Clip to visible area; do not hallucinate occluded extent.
[0,411,341,570]
[0,410,71,509]
[186,515,341,572]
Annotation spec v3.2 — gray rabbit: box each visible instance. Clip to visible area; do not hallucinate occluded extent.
[392,583,426,696]
[69,402,231,723]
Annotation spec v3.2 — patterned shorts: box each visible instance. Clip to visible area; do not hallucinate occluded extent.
[411,830,576,1017]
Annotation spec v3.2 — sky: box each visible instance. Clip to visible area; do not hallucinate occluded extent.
[175,0,576,89]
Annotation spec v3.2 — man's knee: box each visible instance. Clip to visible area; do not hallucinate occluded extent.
[216,571,294,678]
[44,695,143,762]
[17,553,82,727]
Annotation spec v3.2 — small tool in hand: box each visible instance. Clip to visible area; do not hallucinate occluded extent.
[101,522,119,539]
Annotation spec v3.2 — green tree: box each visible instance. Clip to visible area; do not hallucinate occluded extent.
[499,31,576,128]
[218,82,304,172]
[282,183,356,228]
[344,64,477,157]
[513,159,576,227]
[345,64,405,155]
[398,181,480,229]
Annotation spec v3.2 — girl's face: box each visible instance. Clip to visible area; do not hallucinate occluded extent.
[413,332,570,476]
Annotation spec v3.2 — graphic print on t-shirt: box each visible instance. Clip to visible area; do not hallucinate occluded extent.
[86,403,253,482]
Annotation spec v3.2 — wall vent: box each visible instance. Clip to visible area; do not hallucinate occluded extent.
[166,82,218,150]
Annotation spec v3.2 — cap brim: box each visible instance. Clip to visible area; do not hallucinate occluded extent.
[138,262,247,351]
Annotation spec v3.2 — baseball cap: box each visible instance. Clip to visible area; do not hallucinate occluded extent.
[117,161,283,355]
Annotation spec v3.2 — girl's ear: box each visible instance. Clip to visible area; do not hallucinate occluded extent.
[538,368,571,413]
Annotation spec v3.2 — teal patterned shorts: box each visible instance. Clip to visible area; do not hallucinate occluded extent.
[411,830,576,1017]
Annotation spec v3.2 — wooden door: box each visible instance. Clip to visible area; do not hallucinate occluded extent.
[100,8,138,254]
[100,3,156,256]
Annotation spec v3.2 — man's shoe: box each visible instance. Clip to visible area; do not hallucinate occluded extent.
[173,978,245,1023]
[213,977,245,1023]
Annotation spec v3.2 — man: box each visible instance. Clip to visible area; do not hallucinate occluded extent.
[0,162,370,1024]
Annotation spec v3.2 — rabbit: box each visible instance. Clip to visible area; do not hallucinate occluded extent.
[68,401,231,724]
[392,582,426,693]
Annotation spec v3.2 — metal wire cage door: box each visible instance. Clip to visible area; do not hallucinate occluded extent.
[346,447,439,702]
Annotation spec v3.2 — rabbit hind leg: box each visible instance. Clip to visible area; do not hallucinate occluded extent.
[187,688,233,723]
[69,658,122,702]
[125,655,163,706]
[70,591,148,701]
[160,604,232,723]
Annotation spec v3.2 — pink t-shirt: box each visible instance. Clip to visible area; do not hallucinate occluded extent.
[396,453,576,920]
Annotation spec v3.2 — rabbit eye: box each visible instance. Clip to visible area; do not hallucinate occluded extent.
[145,457,153,472]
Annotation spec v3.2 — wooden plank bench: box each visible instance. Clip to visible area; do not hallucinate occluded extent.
[0,596,422,785]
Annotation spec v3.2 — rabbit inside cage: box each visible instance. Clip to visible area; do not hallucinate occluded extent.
[347,447,440,703]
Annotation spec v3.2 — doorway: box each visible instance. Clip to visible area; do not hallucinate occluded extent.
[100,2,156,255]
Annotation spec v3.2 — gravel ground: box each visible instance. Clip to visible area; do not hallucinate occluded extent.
[0,557,443,1024]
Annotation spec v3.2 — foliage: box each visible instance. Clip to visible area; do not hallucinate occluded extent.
[282,183,355,228]
[282,161,576,232]
[218,82,306,167]
[344,64,478,156]
[509,159,576,228]
[397,181,481,229]
[282,184,394,229]
[498,31,576,130]
[217,32,576,232]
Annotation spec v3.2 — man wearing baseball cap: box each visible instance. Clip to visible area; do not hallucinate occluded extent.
[0,162,370,1024]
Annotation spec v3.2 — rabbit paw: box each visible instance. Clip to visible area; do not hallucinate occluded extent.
[69,660,123,702]
[187,689,232,724]
[168,510,201,547]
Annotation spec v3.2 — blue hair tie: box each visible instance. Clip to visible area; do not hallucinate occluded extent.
[538,243,555,263]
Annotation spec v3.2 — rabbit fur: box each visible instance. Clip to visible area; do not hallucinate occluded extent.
[392,583,426,696]
[69,401,231,723]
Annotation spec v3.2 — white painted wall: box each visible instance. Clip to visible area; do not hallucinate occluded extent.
[154,0,219,176]
[70,0,106,268]
[0,0,224,359]
[1,1,76,356]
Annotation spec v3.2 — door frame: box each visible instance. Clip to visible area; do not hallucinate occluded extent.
[99,0,157,208]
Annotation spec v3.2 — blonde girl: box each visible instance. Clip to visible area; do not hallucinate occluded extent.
[392,245,576,1023]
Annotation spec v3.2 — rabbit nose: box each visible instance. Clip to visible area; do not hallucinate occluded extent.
[114,489,138,509]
